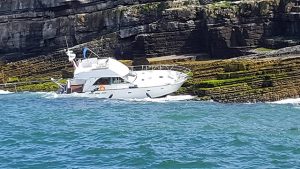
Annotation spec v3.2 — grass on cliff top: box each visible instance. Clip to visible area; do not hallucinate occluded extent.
[120,60,132,66]
[198,82,251,91]
[7,77,19,83]
[17,82,59,92]
[255,48,274,52]
[196,76,256,88]
[207,1,234,10]
[127,2,169,15]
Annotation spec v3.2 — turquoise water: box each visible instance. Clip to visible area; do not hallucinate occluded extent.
[1,92,300,168]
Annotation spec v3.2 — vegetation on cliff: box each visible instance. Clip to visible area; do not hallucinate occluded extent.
[173,56,300,102]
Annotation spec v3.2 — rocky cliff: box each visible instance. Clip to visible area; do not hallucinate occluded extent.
[0,0,292,62]
[2,0,300,103]
[0,0,204,62]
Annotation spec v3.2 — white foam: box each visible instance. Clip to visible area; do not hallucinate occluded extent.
[271,98,300,105]
[40,92,196,102]
[127,95,196,102]
[0,90,13,94]
[41,92,98,99]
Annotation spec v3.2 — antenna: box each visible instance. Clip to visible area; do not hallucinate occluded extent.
[64,36,77,67]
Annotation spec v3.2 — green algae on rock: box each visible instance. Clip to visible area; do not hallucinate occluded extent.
[2,53,300,102]
[176,56,300,103]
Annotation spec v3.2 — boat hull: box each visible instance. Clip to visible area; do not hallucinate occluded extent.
[86,81,185,99]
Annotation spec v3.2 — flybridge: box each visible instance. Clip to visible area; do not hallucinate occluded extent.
[66,47,130,78]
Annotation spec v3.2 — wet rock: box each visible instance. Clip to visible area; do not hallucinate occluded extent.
[132,57,150,66]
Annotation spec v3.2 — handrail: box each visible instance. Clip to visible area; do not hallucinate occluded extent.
[128,65,191,74]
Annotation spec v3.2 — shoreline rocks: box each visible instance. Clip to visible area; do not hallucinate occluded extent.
[176,55,300,103]
[1,45,300,103]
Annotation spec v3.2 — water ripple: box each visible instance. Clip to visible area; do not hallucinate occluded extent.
[1,93,300,168]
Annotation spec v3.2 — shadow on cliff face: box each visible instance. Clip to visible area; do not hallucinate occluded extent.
[206,26,249,59]
[198,0,214,5]
[127,1,210,61]
[179,19,209,59]
[197,0,286,58]
[261,0,300,49]
[230,26,247,47]
[187,0,244,59]
[130,26,207,61]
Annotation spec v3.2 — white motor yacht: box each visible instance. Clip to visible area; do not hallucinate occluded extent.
[54,48,190,99]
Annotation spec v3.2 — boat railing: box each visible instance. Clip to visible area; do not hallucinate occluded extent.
[128,65,191,74]
[76,58,109,69]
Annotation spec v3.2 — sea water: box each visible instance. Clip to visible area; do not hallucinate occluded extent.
[1,91,300,168]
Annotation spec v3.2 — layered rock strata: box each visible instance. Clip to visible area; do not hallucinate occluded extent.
[0,0,284,62]
[177,55,300,103]
[0,0,204,62]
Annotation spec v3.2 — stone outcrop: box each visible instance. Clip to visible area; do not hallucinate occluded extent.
[176,55,300,103]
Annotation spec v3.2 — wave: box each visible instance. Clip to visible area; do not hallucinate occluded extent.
[35,92,93,99]
[271,98,300,105]
[127,95,196,102]
[38,92,196,102]
[0,90,13,94]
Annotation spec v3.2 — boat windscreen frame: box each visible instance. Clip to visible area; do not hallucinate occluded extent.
[93,77,129,85]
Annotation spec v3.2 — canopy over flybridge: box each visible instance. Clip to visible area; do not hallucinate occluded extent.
[74,57,130,79]
[66,48,130,79]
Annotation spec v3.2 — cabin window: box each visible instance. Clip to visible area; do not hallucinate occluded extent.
[159,76,164,78]
[93,78,110,85]
[94,77,128,85]
[112,77,126,84]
